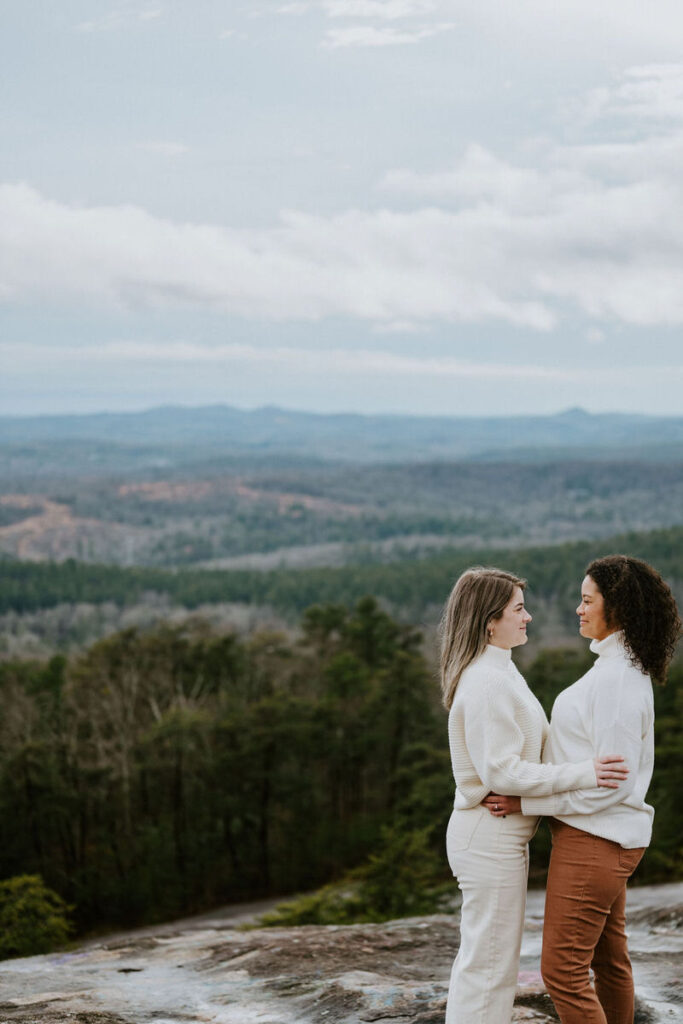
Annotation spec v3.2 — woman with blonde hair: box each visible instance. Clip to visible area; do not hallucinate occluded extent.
[441,566,628,1024]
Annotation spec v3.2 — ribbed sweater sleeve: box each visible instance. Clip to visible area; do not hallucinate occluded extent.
[464,674,596,797]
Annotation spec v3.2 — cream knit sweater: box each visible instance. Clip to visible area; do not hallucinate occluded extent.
[448,644,597,811]
[520,632,655,849]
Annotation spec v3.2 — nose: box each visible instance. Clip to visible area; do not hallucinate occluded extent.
[576,602,584,616]
[524,610,532,622]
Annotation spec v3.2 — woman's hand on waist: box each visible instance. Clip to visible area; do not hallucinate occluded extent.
[481,793,521,816]
[595,755,629,788]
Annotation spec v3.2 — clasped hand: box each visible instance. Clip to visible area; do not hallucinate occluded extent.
[481,754,629,817]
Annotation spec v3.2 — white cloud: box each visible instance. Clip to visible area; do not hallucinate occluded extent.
[463,0,683,54]
[4,66,683,333]
[278,0,451,47]
[277,0,437,16]
[0,340,569,381]
[374,66,683,326]
[582,64,683,125]
[75,5,163,32]
[322,0,439,19]
[322,20,453,46]
[275,0,683,53]
[372,319,424,333]
[380,144,568,208]
[137,141,189,156]
[276,1,314,11]
[0,183,554,329]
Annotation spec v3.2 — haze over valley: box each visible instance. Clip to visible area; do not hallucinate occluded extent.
[1,404,681,657]
[2,405,682,570]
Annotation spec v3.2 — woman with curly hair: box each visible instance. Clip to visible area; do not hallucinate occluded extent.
[484,555,681,1024]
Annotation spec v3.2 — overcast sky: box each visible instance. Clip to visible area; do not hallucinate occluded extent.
[2,0,683,417]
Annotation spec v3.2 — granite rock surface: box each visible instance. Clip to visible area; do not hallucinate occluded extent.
[0,884,680,1023]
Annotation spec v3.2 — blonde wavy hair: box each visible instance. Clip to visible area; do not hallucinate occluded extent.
[439,567,527,710]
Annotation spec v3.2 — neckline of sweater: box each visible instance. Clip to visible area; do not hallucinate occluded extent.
[479,643,513,669]
[589,630,626,660]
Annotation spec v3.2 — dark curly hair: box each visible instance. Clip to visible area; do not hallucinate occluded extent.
[585,555,681,684]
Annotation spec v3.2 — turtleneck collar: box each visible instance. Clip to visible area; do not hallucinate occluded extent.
[479,643,513,669]
[589,630,625,659]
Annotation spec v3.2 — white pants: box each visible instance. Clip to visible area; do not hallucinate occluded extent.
[445,806,537,1024]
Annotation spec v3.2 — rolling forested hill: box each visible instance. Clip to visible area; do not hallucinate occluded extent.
[1,453,682,568]
[2,404,683,465]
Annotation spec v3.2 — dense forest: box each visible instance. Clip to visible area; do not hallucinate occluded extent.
[2,525,681,626]
[1,599,680,938]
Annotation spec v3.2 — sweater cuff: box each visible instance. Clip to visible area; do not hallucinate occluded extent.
[553,757,596,793]
[521,793,563,817]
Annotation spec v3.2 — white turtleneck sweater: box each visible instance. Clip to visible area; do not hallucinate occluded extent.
[520,632,655,849]
[448,644,597,812]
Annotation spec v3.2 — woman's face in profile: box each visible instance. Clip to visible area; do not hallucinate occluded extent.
[576,574,611,641]
[489,586,532,650]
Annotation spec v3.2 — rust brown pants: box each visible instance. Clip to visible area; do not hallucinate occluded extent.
[541,820,645,1024]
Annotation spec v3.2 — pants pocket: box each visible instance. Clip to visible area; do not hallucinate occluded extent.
[447,807,486,865]
[618,845,645,873]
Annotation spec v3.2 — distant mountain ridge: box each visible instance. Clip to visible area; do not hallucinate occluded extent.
[1,404,682,462]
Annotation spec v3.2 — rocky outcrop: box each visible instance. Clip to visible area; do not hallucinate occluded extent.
[0,885,680,1023]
